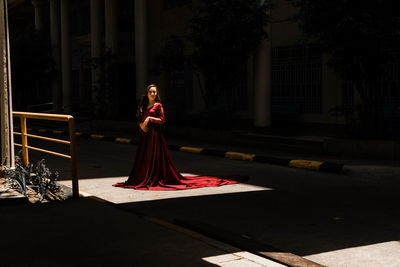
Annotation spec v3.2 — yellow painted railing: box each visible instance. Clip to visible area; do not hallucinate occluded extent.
[12,112,79,198]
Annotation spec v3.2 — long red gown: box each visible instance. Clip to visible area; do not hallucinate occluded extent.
[113,102,244,190]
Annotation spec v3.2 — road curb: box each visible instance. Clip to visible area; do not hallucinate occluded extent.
[25,127,344,174]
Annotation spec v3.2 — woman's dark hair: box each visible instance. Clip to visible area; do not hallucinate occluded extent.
[136,84,161,121]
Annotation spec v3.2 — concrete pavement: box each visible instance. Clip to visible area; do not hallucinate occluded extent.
[0,194,287,267]
[38,136,398,267]
[5,122,400,266]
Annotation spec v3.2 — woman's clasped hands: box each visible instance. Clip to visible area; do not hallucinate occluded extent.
[140,117,151,132]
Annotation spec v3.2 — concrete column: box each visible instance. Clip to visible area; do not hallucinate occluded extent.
[322,54,341,124]
[60,0,72,113]
[32,0,46,31]
[253,18,272,127]
[0,0,14,167]
[105,0,117,53]
[90,0,104,115]
[50,0,62,112]
[105,0,118,115]
[135,0,147,99]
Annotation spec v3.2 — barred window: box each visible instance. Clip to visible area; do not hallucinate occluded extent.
[382,48,400,105]
[342,81,354,114]
[165,70,193,110]
[234,72,248,111]
[272,45,322,113]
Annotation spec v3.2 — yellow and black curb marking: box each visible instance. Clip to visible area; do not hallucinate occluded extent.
[25,127,343,174]
[179,146,204,154]
[115,137,133,144]
[225,151,255,161]
[171,145,342,173]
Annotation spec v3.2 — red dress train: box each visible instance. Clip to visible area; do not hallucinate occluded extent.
[113,103,244,190]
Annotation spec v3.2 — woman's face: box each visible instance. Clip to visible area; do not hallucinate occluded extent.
[147,86,157,101]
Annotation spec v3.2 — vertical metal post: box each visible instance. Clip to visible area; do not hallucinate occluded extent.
[20,116,29,166]
[0,0,14,167]
[5,0,14,167]
[68,118,79,198]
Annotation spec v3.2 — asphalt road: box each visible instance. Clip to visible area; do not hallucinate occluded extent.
[24,136,400,267]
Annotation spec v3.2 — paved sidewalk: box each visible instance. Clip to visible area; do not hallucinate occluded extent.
[0,196,285,267]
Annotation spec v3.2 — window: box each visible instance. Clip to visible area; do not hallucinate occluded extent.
[272,45,322,113]
[165,70,192,110]
[341,81,354,114]
[382,48,400,105]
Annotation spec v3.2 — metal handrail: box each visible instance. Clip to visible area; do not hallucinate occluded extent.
[12,111,79,198]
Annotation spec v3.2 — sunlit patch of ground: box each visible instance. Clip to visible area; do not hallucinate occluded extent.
[202,251,284,267]
[304,241,400,267]
[58,173,274,204]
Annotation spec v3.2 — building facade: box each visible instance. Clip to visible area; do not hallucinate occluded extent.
[7,0,400,127]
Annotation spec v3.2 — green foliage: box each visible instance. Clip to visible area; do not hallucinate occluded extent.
[153,36,191,123]
[291,0,400,137]
[2,151,60,202]
[292,0,399,82]
[153,35,188,75]
[188,0,270,118]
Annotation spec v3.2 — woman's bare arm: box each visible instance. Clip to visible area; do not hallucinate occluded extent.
[142,104,165,129]
[146,116,164,125]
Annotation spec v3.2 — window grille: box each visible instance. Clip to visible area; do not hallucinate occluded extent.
[234,74,248,111]
[382,48,400,105]
[165,70,193,110]
[230,64,248,111]
[342,81,354,114]
[272,45,322,113]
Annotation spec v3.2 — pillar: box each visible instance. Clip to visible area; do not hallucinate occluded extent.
[253,21,272,127]
[50,0,62,112]
[60,0,72,113]
[322,54,341,123]
[135,0,147,99]
[105,0,117,53]
[90,0,104,115]
[32,0,46,31]
[105,0,118,115]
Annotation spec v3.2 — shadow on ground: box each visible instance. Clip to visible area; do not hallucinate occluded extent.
[23,136,400,261]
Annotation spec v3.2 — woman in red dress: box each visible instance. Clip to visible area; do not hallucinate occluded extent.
[113,84,243,190]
